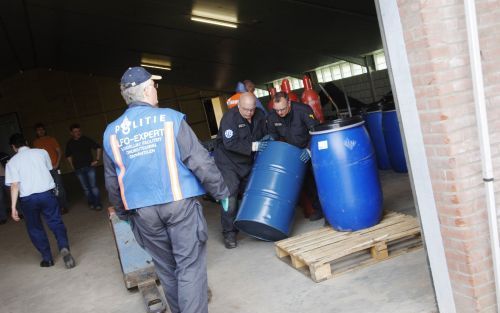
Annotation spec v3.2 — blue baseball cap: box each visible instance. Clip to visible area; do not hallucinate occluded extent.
[120,66,162,89]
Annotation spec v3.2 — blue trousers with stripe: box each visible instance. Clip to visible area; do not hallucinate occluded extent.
[20,190,70,262]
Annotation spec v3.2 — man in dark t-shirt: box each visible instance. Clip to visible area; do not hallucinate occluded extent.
[65,123,102,210]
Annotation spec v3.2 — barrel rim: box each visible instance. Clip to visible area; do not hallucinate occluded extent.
[310,121,365,135]
[265,140,303,153]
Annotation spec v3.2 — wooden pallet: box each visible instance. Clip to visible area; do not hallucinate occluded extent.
[275,212,422,282]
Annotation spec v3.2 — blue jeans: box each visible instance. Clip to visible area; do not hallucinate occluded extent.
[20,190,69,261]
[75,166,101,207]
[0,176,7,221]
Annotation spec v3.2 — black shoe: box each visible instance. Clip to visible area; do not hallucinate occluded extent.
[309,210,324,221]
[60,248,76,269]
[0,219,7,225]
[94,205,102,211]
[40,260,54,267]
[223,233,237,249]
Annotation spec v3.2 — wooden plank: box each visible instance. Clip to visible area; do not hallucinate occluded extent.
[276,227,334,248]
[309,226,421,266]
[298,222,420,264]
[329,242,423,279]
[276,211,404,249]
[278,213,411,256]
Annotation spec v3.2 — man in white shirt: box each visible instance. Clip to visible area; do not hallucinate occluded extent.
[5,133,76,268]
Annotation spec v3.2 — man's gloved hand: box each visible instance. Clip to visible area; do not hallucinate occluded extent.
[260,134,275,142]
[252,141,269,152]
[218,197,229,212]
[299,148,312,163]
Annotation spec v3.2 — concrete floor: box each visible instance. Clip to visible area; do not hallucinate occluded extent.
[0,170,437,313]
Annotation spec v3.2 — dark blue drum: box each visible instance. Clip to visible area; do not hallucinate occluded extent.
[234,141,307,241]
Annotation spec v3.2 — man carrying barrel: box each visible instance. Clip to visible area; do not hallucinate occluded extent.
[213,92,268,249]
[267,91,325,221]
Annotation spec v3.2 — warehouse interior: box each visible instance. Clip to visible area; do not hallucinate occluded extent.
[2,0,499,313]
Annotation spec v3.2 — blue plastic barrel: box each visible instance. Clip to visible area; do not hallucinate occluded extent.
[382,109,408,173]
[234,141,307,241]
[365,110,392,170]
[310,116,383,231]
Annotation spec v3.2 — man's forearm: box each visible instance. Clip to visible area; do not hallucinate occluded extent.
[55,148,62,169]
[66,157,74,170]
[10,183,19,210]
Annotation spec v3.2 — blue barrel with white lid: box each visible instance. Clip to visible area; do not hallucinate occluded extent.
[310,116,383,231]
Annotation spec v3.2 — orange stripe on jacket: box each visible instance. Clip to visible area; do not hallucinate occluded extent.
[164,122,183,201]
[110,135,129,210]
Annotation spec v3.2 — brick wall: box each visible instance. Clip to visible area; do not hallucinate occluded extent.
[0,69,218,172]
[396,0,500,311]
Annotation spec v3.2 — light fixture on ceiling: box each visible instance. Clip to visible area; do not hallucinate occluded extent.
[140,53,172,71]
[191,15,238,28]
[140,63,172,71]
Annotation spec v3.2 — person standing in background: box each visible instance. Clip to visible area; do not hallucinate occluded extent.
[65,124,102,210]
[227,81,267,114]
[243,79,268,115]
[33,123,68,214]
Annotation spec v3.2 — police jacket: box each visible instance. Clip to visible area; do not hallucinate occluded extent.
[103,102,229,212]
[267,102,320,149]
[213,106,267,175]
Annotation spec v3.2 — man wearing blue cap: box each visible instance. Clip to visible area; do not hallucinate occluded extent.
[103,67,229,313]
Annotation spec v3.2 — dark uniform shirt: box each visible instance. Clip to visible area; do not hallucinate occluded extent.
[65,136,100,169]
[213,107,267,187]
[267,102,320,149]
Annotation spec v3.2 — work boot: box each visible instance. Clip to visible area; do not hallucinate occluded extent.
[60,248,76,269]
[223,233,237,249]
[40,260,54,267]
[309,210,324,221]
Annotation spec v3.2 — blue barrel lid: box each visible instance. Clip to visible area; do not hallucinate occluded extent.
[310,115,364,134]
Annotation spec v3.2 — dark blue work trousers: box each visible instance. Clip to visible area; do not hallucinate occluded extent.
[20,190,70,262]
[130,198,209,313]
